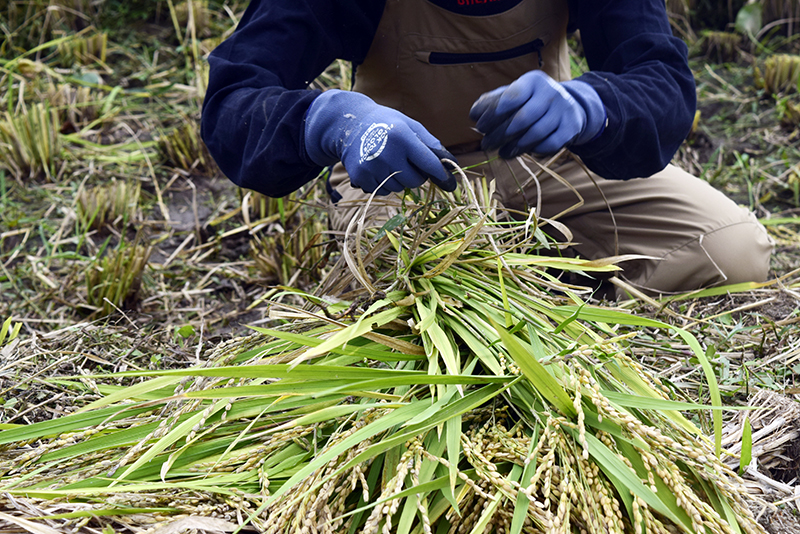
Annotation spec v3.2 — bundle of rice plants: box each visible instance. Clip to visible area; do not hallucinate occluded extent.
[85,237,152,317]
[697,31,742,63]
[46,82,98,128]
[754,54,800,95]
[0,178,764,533]
[56,27,108,66]
[173,0,211,37]
[77,179,141,230]
[158,120,216,174]
[0,103,61,180]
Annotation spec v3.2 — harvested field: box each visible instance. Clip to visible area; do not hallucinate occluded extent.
[2,1,800,533]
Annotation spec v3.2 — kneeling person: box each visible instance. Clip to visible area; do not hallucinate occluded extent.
[201,0,773,296]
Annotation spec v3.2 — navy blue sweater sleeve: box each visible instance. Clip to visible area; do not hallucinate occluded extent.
[569,0,696,180]
[201,0,384,197]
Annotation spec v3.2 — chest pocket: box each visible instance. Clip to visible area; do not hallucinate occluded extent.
[354,0,570,150]
[397,16,566,149]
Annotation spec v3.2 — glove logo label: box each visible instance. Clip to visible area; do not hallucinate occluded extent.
[359,123,392,164]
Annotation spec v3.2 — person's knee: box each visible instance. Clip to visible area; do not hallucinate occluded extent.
[699,218,774,285]
[694,218,774,285]
[621,216,774,296]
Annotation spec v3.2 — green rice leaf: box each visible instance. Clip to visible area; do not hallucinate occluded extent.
[112,408,209,484]
[697,475,744,534]
[552,301,584,335]
[375,213,407,240]
[264,400,430,506]
[491,319,576,417]
[421,213,486,278]
[272,402,408,432]
[288,306,407,367]
[78,364,425,381]
[740,416,752,474]
[509,427,538,534]
[446,414,460,495]
[602,391,742,411]
[78,375,182,413]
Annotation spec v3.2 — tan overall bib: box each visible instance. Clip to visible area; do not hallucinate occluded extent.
[328,0,774,296]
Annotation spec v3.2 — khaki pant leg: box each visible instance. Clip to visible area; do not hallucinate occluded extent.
[478,154,774,295]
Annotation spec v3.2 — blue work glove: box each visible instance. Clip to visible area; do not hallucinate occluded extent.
[469,70,606,158]
[304,90,457,196]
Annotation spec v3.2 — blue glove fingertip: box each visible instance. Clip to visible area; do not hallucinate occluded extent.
[480,113,518,152]
[429,146,456,164]
[469,86,506,123]
[416,146,457,192]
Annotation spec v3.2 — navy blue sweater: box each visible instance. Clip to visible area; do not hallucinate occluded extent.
[201,0,696,198]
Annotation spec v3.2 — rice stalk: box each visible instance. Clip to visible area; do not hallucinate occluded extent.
[665,0,690,19]
[77,179,141,231]
[697,31,741,63]
[0,0,96,55]
[46,82,99,128]
[0,102,61,180]
[174,0,210,37]
[754,54,800,95]
[158,120,216,174]
[195,59,210,104]
[85,237,152,317]
[0,182,764,533]
[762,0,800,35]
[251,209,329,286]
[55,27,107,66]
